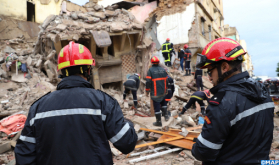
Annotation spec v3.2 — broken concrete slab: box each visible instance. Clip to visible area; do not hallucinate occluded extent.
[46,50,56,60]
[70,12,78,20]
[93,4,102,11]
[110,22,123,32]
[4,46,16,53]
[42,15,57,29]
[85,17,100,24]
[56,24,68,31]
[105,10,116,17]
[88,12,106,19]
[11,73,27,83]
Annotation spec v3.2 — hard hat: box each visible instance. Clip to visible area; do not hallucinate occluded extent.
[57,41,95,71]
[134,73,140,79]
[166,38,170,41]
[204,89,210,97]
[196,38,246,69]
[151,56,160,64]
[184,44,188,49]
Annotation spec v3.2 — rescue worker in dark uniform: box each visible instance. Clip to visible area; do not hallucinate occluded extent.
[146,56,169,126]
[179,90,210,116]
[195,67,203,91]
[178,46,185,72]
[192,38,274,164]
[184,44,192,76]
[162,38,173,67]
[162,68,175,117]
[123,73,140,109]
[14,42,138,165]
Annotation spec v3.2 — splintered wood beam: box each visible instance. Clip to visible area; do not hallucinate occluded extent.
[135,136,183,149]
[90,36,96,58]
[120,34,126,51]
[101,47,109,60]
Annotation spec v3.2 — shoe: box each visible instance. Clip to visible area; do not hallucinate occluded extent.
[153,113,162,126]
[162,107,169,121]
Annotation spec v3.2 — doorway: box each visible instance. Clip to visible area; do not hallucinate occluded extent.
[27,2,35,22]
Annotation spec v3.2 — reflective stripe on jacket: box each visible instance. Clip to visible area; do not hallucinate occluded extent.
[14,76,137,165]
[146,65,168,102]
[191,72,274,165]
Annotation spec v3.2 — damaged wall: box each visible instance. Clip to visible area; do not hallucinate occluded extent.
[0,0,63,23]
[0,0,27,21]
[157,3,195,45]
[130,1,157,24]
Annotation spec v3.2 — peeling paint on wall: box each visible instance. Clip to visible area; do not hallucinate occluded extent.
[157,3,195,45]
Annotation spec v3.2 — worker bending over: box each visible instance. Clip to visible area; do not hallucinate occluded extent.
[123,73,140,109]
[179,90,210,116]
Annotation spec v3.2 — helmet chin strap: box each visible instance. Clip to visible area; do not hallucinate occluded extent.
[217,63,239,84]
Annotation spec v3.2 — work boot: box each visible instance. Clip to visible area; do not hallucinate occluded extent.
[188,70,191,76]
[153,113,162,126]
[184,70,188,76]
[162,107,169,121]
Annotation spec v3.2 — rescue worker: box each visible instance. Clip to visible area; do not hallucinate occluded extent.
[123,73,140,109]
[162,38,173,67]
[146,56,169,126]
[179,90,210,116]
[163,68,175,117]
[194,67,203,91]
[15,42,137,165]
[178,46,185,72]
[192,38,274,164]
[184,44,192,76]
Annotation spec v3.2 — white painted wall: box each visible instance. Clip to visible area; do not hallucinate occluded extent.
[155,3,195,68]
[97,0,123,8]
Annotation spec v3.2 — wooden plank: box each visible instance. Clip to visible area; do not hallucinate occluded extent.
[135,136,183,149]
[120,34,126,51]
[90,36,96,58]
[140,128,199,139]
[101,47,109,60]
[92,67,100,90]
[186,126,203,131]
[134,33,141,48]
[158,134,195,150]
[0,142,11,154]
[98,65,122,84]
[96,59,122,67]
[53,41,62,53]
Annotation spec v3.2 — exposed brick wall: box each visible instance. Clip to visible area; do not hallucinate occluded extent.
[122,54,136,80]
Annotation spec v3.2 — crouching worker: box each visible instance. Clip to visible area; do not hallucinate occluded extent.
[146,56,168,126]
[123,73,140,109]
[15,42,137,165]
[179,90,210,116]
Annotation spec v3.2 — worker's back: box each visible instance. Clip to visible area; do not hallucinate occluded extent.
[15,76,137,165]
[192,72,274,165]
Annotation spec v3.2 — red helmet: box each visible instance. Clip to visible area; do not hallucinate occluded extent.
[204,89,210,97]
[196,38,246,69]
[166,38,170,41]
[151,56,160,64]
[184,44,188,49]
[57,41,95,71]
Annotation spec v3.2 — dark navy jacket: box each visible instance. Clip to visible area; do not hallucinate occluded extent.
[178,49,185,59]
[165,75,175,101]
[184,48,192,61]
[15,76,137,165]
[124,74,140,91]
[192,72,274,165]
[146,65,168,102]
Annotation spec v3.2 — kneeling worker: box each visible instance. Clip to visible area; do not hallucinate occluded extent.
[179,90,210,116]
[123,73,140,109]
